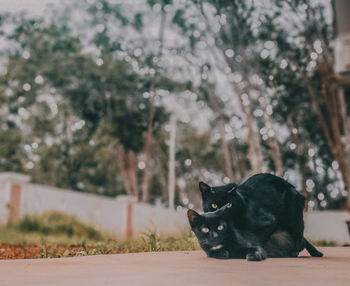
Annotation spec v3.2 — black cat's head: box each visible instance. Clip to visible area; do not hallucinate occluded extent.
[199,181,237,212]
[187,204,233,250]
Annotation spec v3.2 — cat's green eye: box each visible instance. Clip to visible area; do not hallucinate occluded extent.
[217,225,224,231]
[201,227,209,233]
[211,203,218,209]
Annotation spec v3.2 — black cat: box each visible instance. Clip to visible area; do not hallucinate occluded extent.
[187,205,294,261]
[199,173,323,258]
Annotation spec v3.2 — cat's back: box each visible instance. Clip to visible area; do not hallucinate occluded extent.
[241,173,294,190]
[237,173,303,204]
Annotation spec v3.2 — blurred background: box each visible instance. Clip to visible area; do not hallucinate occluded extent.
[0,0,350,256]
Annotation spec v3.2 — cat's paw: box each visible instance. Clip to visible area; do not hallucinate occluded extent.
[290,251,299,257]
[209,250,230,259]
[246,249,267,261]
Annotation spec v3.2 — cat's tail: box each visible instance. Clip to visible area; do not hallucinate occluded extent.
[304,238,323,257]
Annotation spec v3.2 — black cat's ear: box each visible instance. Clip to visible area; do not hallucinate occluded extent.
[199,182,212,194]
[187,209,202,226]
[227,184,237,194]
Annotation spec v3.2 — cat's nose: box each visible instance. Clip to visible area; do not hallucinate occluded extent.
[211,231,218,239]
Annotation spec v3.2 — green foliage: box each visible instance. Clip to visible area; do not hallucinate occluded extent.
[172,9,186,30]
[177,124,224,174]
[0,0,347,210]
[9,211,103,240]
[134,13,143,30]
[147,0,171,7]
[0,128,23,172]
[0,11,170,197]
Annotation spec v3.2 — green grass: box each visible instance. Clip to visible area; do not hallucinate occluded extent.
[1,211,336,259]
[0,211,200,258]
[310,239,338,247]
[6,210,103,241]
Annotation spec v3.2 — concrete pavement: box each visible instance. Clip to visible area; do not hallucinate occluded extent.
[0,247,349,286]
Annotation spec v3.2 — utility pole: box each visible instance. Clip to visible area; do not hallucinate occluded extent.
[168,114,177,209]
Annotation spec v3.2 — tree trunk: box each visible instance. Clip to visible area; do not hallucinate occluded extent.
[229,139,247,182]
[316,66,350,206]
[336,87,350,207]
[206,86,234,180]
[222,60,264,174]
[125,150,139,198]
[116,146,139,198]
[140,108,154,202]
[218,121,235,180]
[287,117,311,211]
[196,0,264,175]
[241,93,264,173]
[262,105,284,176]
[140,4,167,203]
[293,58,350,208]
[116,146,132,196]
[234,146,248,180]
[267,136,284,176]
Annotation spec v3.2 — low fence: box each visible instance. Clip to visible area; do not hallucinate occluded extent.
[1,172,350,244]
[0,172,188,238]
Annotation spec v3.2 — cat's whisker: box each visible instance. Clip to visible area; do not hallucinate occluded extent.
[211,244,223,250]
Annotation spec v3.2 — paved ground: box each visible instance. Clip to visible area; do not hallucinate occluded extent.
[0,247,349,286]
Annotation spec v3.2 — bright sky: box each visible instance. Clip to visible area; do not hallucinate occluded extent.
[0,0,140,14]
[0,0,60,14]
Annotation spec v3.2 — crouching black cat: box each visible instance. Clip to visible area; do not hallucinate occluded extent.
[196,173,323,259]
[187,205,294,261]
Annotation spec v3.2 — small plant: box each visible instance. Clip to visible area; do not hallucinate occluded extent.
[41,244,48,258]
[312,240,337,247]
[141,228,161,251]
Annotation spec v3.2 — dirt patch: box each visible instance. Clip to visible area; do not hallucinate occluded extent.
[0,243,96,260]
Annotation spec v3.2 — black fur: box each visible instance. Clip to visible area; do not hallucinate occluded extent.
[264,230,295,257]
[199,173,323,258]
[187,206,267,261]
[199,182,237,212]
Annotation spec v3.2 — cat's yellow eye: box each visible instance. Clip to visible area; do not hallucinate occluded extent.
[201,227,209,233]
[227,203,232,208]
[217,225,224,231]
[211,203,218,209]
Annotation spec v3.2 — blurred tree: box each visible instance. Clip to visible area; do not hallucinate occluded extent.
[172,0,347,209]
[256,0,348,209]
[171,0,285,180]
[0,0,348,211]
[0,18,168,199]
[82,0,190,202]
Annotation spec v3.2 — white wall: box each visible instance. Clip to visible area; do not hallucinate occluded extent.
[19,183,189,236]
[304,211,350,245]
[0,173,188,237]
[132,203,188,235]
[21,184,127,234]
